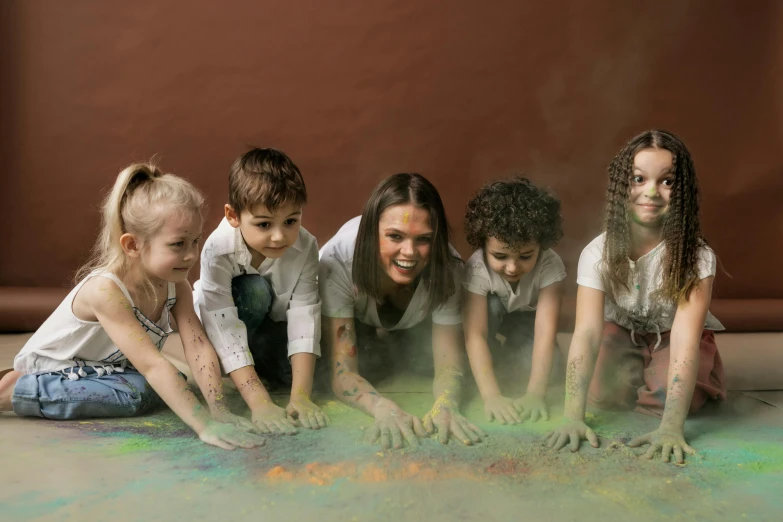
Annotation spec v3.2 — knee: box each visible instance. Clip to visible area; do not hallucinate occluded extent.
[231,274,273,314]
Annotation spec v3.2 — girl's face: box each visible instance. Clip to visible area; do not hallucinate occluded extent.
[485,237,540,284]
[140,211,203,283]
[377,203,433,286]
[628,148,674,229]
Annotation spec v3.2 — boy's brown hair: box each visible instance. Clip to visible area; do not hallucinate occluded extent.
[228,148,307,214]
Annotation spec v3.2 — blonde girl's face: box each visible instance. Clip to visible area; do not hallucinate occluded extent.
[484,237,540,284]
[628,147,674,229]
[140,211,203,283]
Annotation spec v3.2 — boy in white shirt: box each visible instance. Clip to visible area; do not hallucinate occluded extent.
[194,148,327,434]
[462,178,566,425]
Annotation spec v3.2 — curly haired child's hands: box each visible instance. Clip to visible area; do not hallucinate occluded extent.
[483,395,523,424]
[545,420,600,452]
[199,421,266,450]
[286,397,330,429]
[513,393,549,423]
[628,429,696,464]
[252,403,298,435]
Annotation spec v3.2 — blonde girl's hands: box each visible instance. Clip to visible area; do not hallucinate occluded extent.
[211,408,259,433]
[198,421,266,450]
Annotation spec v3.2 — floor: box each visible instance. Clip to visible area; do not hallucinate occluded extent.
[1,333,782,522]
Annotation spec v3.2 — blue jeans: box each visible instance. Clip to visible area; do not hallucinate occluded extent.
[231,274,291,389]
[12,367,163,419]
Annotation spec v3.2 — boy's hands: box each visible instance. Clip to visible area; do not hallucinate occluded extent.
[513,393,549,423]
[628,428,696,464]
[286,396,330,429]
[252,402,298,435]
[198,421,266,450]
[545,419,600,452]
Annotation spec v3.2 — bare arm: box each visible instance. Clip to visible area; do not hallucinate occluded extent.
[85,279,262,449]
[545,285,605,452]
[324,316,384,417]
[660,277,713,431]
[628,277,714,464]
[526,282,563,397]
[463,291,501,399]
[562,286,606,420]
[424,322,487,445]
[171,281,231,415]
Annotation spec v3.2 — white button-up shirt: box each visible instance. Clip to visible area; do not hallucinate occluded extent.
[194,218,321,374]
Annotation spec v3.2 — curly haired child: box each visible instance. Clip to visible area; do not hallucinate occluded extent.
[545,130,726,464]
[463,177,566,425]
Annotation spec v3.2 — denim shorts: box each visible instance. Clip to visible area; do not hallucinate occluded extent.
[12,366,163,420]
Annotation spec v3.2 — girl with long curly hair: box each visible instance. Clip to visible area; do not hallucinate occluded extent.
[546,129,726,464]
[462,178,565,425]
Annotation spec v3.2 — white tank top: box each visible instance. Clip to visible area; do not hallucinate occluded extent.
[14,271,176,375]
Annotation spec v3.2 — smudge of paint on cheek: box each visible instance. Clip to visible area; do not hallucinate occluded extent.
[348,345,357,357]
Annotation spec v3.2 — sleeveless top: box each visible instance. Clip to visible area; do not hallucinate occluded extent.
[14,271,176,377]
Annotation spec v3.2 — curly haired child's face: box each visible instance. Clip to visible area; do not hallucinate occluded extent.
[628,148,673,229]
[226,202,302,267]
[485,237,540,284]
[377,204,433,286]
[138,211,203,284]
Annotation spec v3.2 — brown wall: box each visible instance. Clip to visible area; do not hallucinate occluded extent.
[1,1,782,328]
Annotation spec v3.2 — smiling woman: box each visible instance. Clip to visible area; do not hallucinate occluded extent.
[318,173,486,450]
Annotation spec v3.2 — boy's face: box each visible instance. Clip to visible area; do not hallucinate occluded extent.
[226,202,302,266]
[484,237,540,284]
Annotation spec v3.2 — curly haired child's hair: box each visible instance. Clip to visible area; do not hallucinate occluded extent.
[464,177,563,251]
[602,129,706,303]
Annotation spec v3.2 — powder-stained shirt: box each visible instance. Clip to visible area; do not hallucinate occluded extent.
[193,218,321,374]
[319,216,462,329]
[577,233,724,333]
[463,248,566,313]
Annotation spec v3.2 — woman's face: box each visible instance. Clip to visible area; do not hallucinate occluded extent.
[377,203,433,286]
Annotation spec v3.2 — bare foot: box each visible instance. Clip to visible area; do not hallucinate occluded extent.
[0,370,22,412]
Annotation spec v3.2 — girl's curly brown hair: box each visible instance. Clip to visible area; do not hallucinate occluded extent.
[603,129,706,303]
[465,177,563,252]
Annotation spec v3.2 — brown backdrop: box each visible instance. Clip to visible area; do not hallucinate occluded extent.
[1,0,782,331]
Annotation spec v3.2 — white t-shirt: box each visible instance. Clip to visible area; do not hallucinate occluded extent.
[463,248,566,313]
[14,272,176,375]
[577,233,724,332]
[193,218,321,374]
[319,216,462,329]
